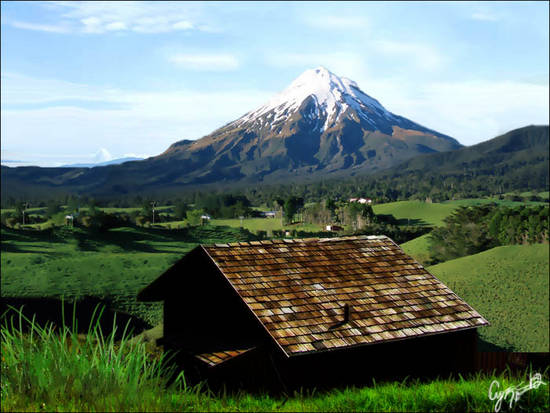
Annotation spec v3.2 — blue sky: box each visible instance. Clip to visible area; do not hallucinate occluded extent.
[1,1,548,166]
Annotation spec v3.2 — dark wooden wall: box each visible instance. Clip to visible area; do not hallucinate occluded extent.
[163,250,266,352]
[263,328,478,391]
[176,328,479,392]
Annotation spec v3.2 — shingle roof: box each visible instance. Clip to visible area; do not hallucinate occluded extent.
[202,235,488,357]
[195,348,254,367]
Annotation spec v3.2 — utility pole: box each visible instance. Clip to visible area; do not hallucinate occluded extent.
[151,201,157,225]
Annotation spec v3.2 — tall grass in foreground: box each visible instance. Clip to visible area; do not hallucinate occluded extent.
[0,304,189,412]
[1,305,549,412]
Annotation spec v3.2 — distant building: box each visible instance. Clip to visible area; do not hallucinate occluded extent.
[325,224,344,231]
[349,197,372,205]
[65,215,74,227]
[260,211,277,218]
[200,214,211,220]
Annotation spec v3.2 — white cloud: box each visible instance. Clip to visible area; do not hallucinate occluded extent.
[93,148,114,163]
[1,72,118,105]
[304,15,368,30]
[1,73,272,166]
[172,20,193,30]
[8,2,215,34]
[168,54,240,71]
[471,12,498,21]
[10,20,69,33]
[105,21,127,31]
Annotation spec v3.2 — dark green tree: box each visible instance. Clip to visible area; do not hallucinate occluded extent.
[283,196,304,224]
[46,201,61,218]
[174,202,188,221]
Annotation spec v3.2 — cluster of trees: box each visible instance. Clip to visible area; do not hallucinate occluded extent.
[303,199,377,230]
[194,194,252,219]
[429,204,549,263]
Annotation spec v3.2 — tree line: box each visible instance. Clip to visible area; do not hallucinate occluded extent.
[428,204,549,264]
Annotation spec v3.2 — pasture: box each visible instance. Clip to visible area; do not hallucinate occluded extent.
[400,233,432,264]
[429,244,549,352]
[1,225,256,326]
[210,217,322,232]
[373,198,548,228]
[372,201,456,227]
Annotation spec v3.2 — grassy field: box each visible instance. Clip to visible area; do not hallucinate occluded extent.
[400,233,432,264]
[428,244,549,352]
[373,201,457,227]
[2,307,548,412]
[441,198,548,207]
[210,218,322,232]
[3,225,548,351]
[373,199,547,228]
[0,225,256,325]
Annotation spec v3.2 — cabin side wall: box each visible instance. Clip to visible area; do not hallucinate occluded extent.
[162,251,269,353]
[276,328,478,388]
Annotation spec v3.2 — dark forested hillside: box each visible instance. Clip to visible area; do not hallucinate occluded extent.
[1,125,548,206]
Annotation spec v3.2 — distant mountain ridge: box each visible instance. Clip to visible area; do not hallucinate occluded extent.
[2,125,547,202]
[2,69,547,201]
[60,157,144,168]
[372,125,549,191]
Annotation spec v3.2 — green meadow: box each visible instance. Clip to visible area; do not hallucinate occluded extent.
[210,218,322,233]
[372,201,457,227]
[400,233,432,264]
[428,244,549,352]
[2,203,549,412]
[372,199,547,228]
[0,225,256,325]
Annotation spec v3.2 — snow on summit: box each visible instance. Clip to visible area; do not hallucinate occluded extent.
[237,66,393,131]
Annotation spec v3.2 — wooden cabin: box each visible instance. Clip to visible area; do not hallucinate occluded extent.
[138,235,488,390]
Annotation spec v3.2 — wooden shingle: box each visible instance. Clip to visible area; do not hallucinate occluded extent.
[202,235,488,356]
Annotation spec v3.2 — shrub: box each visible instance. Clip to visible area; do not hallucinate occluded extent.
[135,215,149,227]
[5,217,18,228]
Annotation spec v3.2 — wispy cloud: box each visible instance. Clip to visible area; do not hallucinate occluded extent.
[1,72,119,105]
[168,54,240,71]
[303,15,368,30]
[471,12,498,21]
[1,72,272,166]
[10,20,69,33]
[7,1,215,34]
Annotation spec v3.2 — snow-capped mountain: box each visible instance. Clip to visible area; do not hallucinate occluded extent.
[159,66,461,183]
[236,67,411,134]
[1,67,464,196]
[60,157,144,168]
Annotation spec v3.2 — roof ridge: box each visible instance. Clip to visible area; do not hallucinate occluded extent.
[204,234,389,248]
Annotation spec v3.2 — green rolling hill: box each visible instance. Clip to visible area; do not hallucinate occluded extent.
[428,244,549,352]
